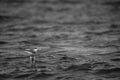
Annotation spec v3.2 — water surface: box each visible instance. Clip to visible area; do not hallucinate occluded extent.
[0,0,120,80]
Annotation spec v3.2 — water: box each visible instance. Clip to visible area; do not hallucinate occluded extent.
[0,0,120,80]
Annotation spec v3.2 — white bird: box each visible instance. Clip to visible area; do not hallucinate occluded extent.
[25,48,39,71]
[25,47,50,71]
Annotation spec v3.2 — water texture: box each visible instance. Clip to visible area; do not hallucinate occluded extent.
[0,0,120,80]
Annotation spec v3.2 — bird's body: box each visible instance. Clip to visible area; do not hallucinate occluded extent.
[25,47,49,71]
[25,48,38,71]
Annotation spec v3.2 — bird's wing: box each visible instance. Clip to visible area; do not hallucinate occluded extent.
[25,51,33,54]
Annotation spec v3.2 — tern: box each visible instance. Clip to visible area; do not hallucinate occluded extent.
[25,48,39,71]
[25,47,50,71]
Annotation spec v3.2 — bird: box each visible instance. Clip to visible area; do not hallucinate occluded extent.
[25,47,50,71]
[25,48,39,71]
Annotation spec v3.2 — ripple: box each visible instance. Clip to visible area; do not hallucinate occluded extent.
[14,72,34,79]
[0,14,23,23]
[111,58,120,62]
[95,68,120,74]
[0,41,8,45]
[0,74,12,79]
[32,72,56,79]
[63,63,92,71]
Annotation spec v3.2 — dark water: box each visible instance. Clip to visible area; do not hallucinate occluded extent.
[0,0,120,80]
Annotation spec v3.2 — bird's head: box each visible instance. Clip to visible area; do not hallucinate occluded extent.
[33,48,39,52]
